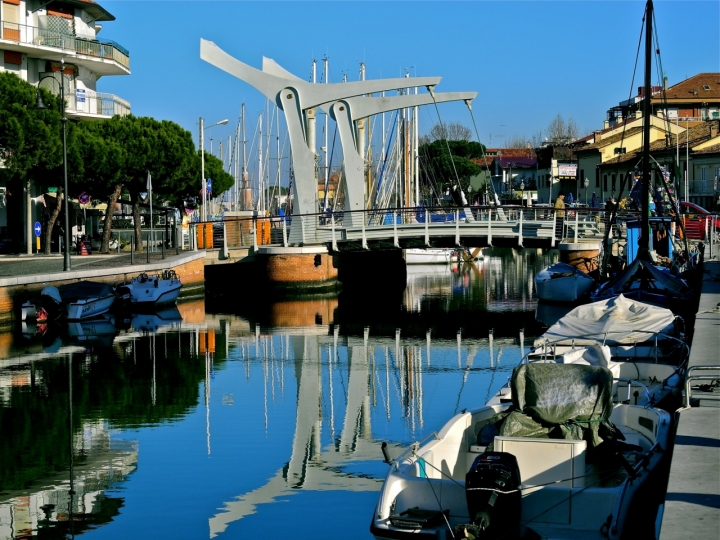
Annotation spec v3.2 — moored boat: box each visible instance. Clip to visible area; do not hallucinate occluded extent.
[39,281,117,321]
[116,270,182,306]
[371,362,671,540]
[535,261,595,303]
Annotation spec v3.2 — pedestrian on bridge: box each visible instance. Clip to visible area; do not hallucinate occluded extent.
[554,192,566,239]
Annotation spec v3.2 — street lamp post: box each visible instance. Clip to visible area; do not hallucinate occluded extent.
[34,62,71,271]
[584,178,590,205]
[520,181,525,207]
[199,117,229,222]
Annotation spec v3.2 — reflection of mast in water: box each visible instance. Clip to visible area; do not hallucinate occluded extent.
[205,329,212,456]
[426,329,431,366]
[68,355,75,539]
[454,337,479,414]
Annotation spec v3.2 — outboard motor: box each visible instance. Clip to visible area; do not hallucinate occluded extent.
[465,451,522,539]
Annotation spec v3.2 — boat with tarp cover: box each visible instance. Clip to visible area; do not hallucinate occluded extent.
[371,362,671,540]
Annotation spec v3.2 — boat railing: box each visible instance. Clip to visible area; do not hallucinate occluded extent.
[528,331,689,365]
[613,378,652,405]
[681,365,720,409]
[389,431,440,469]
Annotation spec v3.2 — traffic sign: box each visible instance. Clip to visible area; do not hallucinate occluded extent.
[34,222,41,237]
[78,192,90,205]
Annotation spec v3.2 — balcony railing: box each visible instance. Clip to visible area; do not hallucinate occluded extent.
[71,89,131,117]
[39,72,131,117]
[0,21,129,70]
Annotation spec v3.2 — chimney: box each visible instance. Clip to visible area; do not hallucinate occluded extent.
[636,110,643,119]
[663,76,668,90]
[711,122,719,139]
[604,120,609,129]
[594,131,603,144]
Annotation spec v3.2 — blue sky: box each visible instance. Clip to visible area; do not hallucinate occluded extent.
[101,1,718,162]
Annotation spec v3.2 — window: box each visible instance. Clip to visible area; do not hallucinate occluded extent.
[604,174,608,191]
[595,167,600,188]
[612,174,616,191]
[1,0,20,42]
[703,85,711,91]
[700,166,707,192]
[3,50,21,65]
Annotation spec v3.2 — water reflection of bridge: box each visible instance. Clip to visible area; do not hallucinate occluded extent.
[207,323,523,538]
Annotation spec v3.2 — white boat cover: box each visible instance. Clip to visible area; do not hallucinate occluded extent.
[533,294,676,346]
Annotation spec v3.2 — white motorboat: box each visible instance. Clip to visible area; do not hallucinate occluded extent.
[117,270,182,306]
[371,362,671,540]
[39,281,117,321]
[535,261,595,303]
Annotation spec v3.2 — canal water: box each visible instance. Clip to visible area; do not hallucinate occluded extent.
[0,248,561,539]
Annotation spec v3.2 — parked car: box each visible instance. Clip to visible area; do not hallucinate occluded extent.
[679,202,720,240]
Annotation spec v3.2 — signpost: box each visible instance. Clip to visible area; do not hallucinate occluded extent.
[34,221,41,251]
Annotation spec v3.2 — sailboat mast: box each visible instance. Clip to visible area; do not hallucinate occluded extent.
[242,103,247,211]
[640,0,653,256]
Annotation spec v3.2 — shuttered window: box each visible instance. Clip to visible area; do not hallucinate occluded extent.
[4,50,22,65]
[1,1,20,42]
[47,3,74,19]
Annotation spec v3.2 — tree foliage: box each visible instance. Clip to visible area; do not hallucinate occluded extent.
[418,139,486,203]
[0,72,235,252]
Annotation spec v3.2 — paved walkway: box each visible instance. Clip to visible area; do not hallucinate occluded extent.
[0,250,184,278]
[660,252,720,539]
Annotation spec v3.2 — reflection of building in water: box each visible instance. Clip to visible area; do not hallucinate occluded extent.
[0,419,137,538]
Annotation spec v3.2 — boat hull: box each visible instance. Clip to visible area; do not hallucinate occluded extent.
[535,262,595,303]
[65,294,116,320]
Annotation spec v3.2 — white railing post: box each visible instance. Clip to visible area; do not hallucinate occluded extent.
[192,224,197,251]
[551,210,557,247]
[518,208,524,247]
[455,209,460,246]
[361,212,368,250]
[574,207,579,243]
[331,213,338,251]
[425,210,430,246]
[488,208,493,246]
[301,215,306,244]
[393,210,399,248]
[282,216,288,247]
[221,221,229,259]
[253,221,258,251]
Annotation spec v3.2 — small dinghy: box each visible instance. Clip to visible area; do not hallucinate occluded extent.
[117,270,182,306]
[37,281,117,321]
[371,363,671,540]
[535,261,595,303]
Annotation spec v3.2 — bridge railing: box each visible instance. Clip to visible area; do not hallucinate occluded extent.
[186,205,642,251]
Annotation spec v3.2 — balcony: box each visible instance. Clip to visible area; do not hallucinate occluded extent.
[0,21,129,75]
[39,72,130,119]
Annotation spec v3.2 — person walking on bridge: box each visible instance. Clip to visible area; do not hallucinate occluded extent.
[554,192,566,239]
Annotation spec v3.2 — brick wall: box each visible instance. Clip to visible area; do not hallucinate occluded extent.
[261,253,338,285]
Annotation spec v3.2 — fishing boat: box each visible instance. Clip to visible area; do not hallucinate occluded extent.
[116,270,182,306]
[590,257,693,307]
[534,261,595,303]
[38,281,117,321]
[371,362,671,540]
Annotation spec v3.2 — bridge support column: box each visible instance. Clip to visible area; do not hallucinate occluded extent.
[558,241,601,277]
[256,246,339,293]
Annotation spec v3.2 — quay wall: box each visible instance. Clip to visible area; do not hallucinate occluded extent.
[0,252,205,325]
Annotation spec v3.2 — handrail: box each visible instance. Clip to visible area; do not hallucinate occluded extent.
[682,366,720,408]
